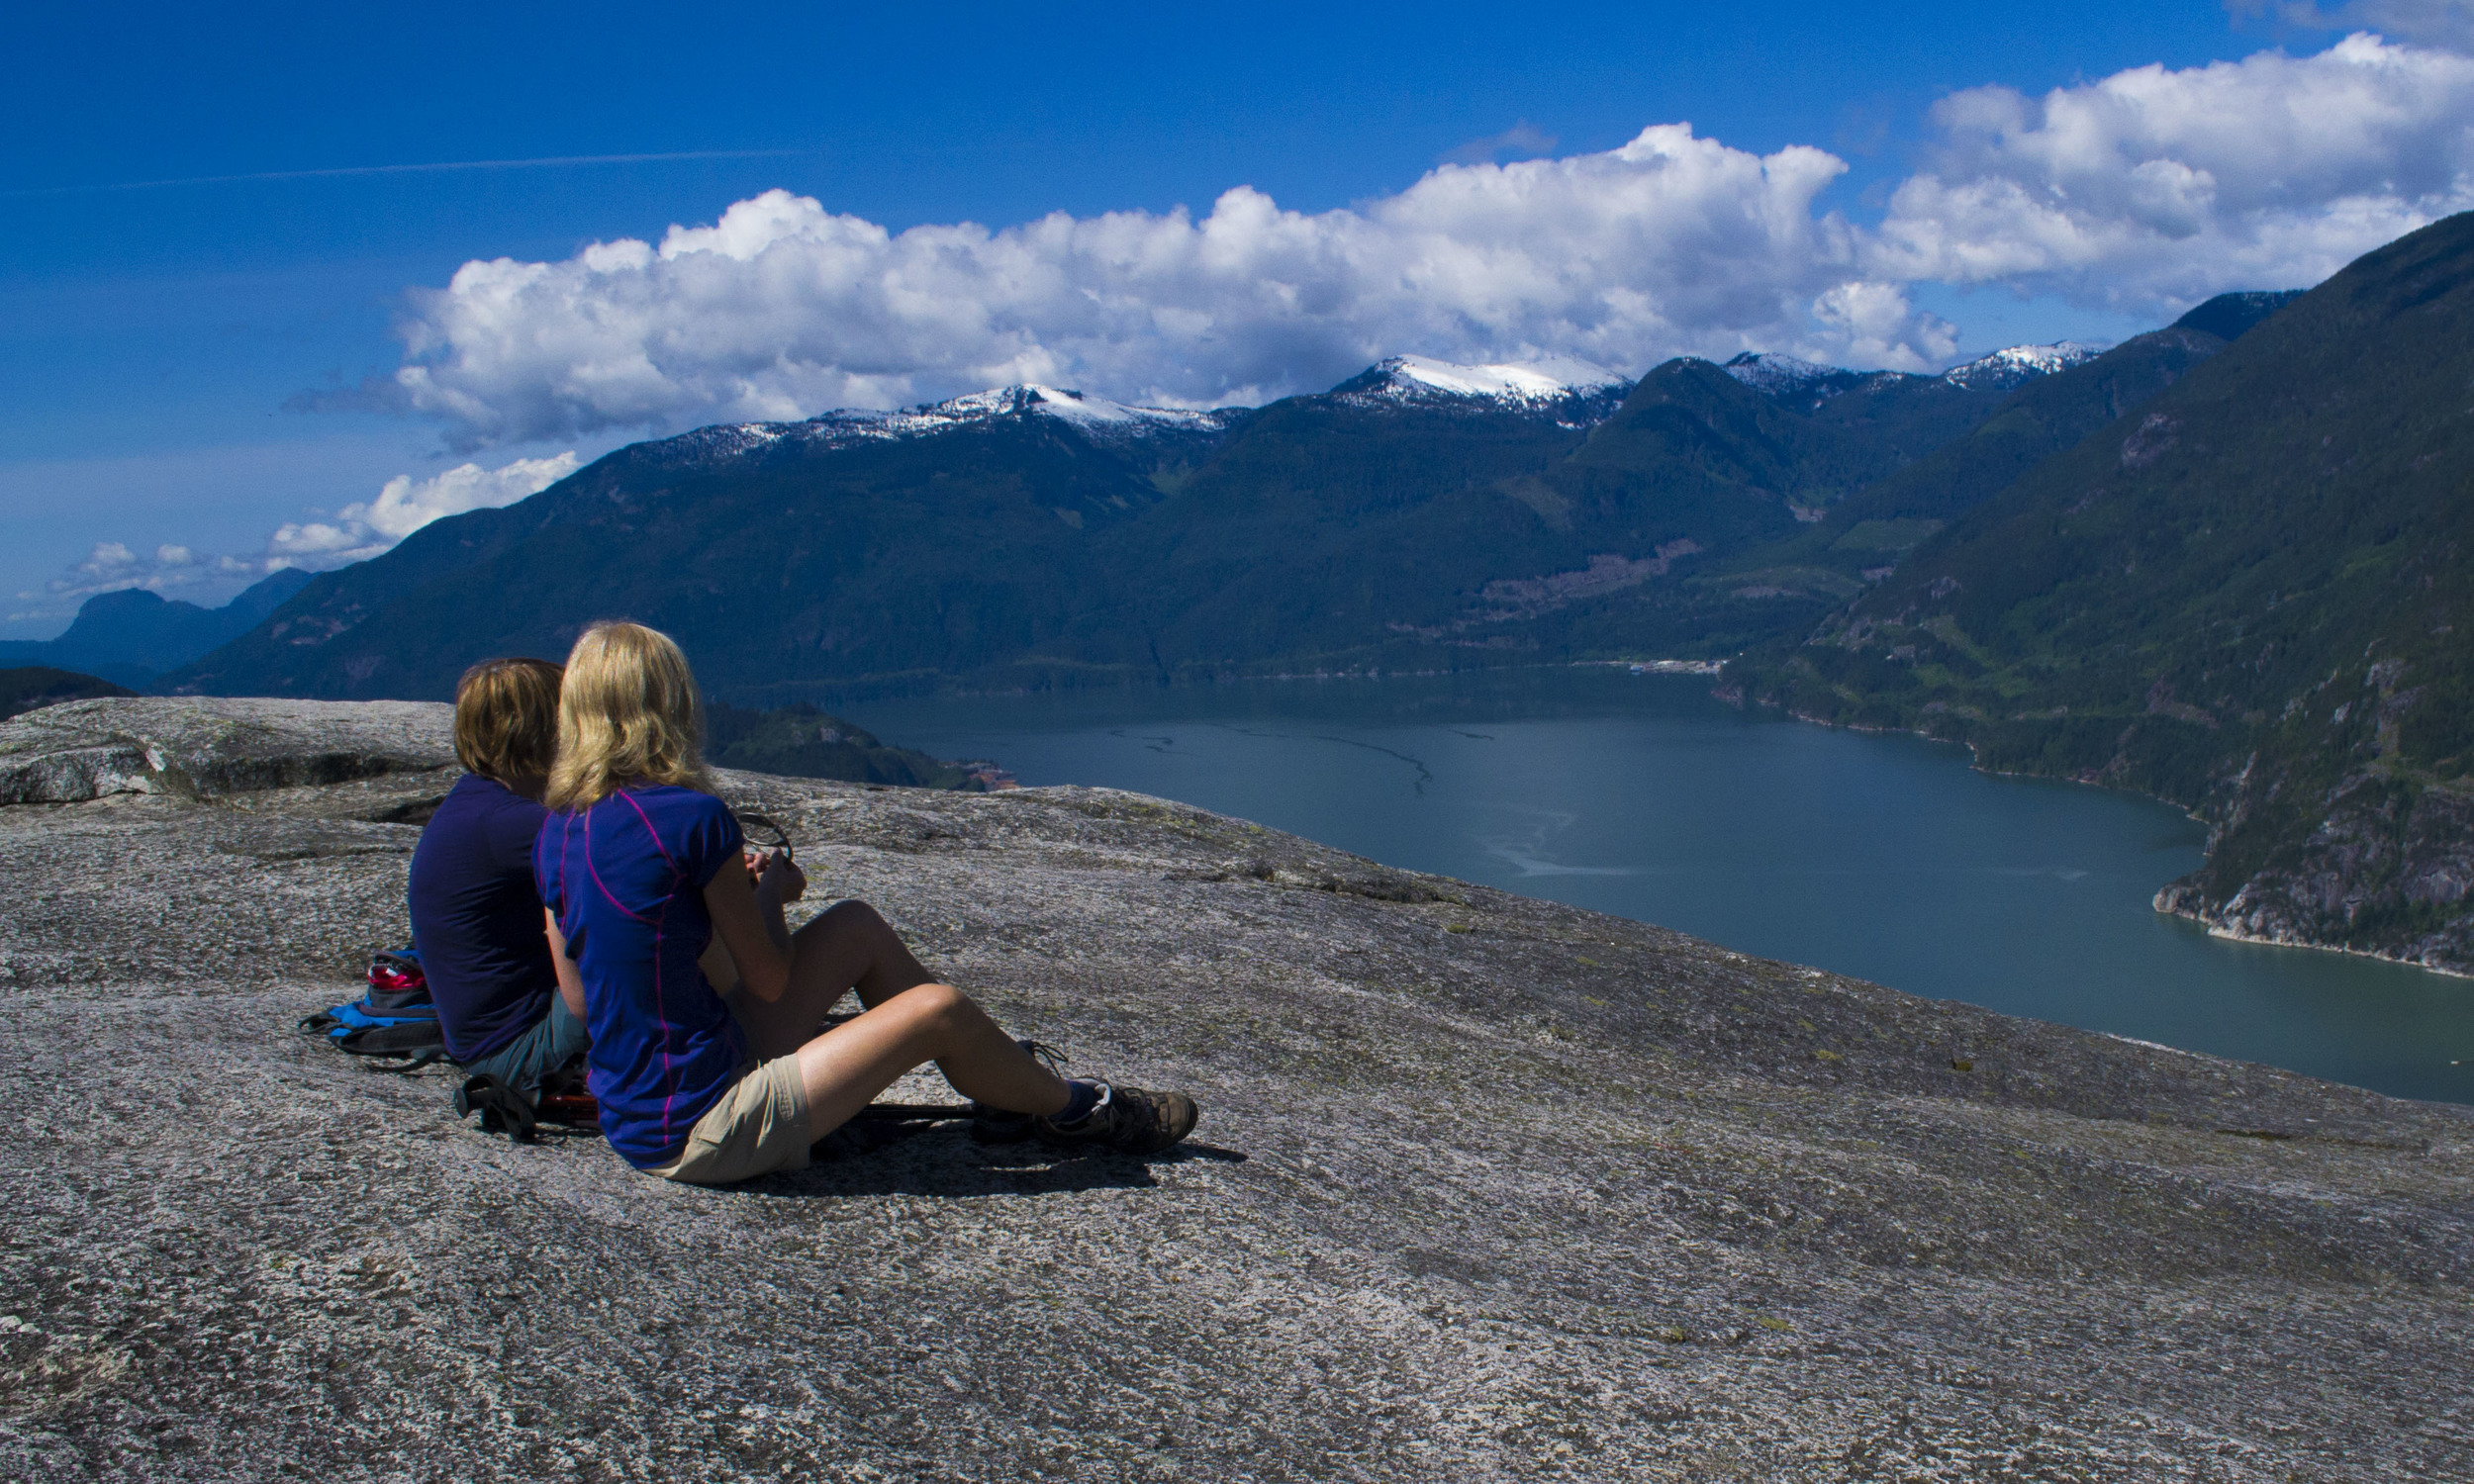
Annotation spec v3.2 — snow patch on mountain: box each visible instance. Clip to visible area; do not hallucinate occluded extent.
[920,385,1230,435]
[638,385,1238,467]
[1338,354,1629,413]
[1725,340,2109,403]
[1940,341,2106,391]
[1721,352,1849,397]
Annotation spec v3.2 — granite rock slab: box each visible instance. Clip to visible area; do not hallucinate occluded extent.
[1,699,2469,1481]
[0,696,454,806]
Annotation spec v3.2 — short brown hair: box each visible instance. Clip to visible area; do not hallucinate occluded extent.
[545,622,713,810]
[452,657,563,783]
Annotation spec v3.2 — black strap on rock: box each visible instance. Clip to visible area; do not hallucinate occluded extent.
[365,1048,446,1073]
[457,1073,539,1145]
[735,810,792,854]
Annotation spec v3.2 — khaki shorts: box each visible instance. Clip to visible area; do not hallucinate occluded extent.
[643,1055,811,1185]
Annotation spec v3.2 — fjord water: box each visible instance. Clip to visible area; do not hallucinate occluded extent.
[850,669,2473,1104]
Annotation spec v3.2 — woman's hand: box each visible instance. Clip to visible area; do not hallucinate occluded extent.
[758,849,808,904]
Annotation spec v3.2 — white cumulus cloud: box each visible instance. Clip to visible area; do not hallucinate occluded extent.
[266,452,581,566]
[384,125,1935,446]
[335,35,2474,449]
[27,453,580,611]
[1869,33,2474,308]
[33,539,203,603]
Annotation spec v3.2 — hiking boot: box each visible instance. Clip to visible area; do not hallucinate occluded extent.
[1037,1082,1198,1155]
[971,1039,1065,1145]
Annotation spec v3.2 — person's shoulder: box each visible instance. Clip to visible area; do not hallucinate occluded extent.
[457,774,547,824]
[629,785,738,870]
[435,771,494,808]
[633,783,729,819]
[423,773,500,830]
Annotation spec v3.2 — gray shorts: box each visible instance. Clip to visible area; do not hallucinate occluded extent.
[454,997,590,1102]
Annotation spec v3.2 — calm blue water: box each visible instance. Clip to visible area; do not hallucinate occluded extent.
[844,669,2474,1104]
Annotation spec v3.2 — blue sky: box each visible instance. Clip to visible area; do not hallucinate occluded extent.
[5,0,2468,637]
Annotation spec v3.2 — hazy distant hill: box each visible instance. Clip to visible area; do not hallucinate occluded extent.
[0,569,313,687]
[1737,215,2474,972]
[0,667,134,721]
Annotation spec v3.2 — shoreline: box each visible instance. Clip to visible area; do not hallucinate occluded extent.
[1766,698,2472,985]
[2173,901,2474,982]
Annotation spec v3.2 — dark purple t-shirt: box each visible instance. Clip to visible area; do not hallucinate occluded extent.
[406,774,556,1062]
[534,785,747,1168]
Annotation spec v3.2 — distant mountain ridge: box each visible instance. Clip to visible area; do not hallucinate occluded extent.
[0,569,314,687]
[1722,341,2106,403]
[631,343,2074,474]
[627,383,1240,473]
[160,334,2188,704]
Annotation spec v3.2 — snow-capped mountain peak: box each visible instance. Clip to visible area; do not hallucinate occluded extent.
[1940,341,2106,391]
[1385,353,1626,399]
[1333,354,1630,417]
[1721,352,1849,397]
[916,385,1230,437]
[639,384,1237,466]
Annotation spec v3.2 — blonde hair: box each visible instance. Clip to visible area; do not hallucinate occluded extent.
[451,657,563,783]
[545,621,714,810]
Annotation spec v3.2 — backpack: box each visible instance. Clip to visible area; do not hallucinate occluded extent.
[299,949,447,1069]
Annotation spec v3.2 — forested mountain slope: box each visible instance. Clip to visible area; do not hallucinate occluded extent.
[1107,354,2028,672]
[1720,291,2295,599]
[1738,214,2474,973]
[0,666,132,720]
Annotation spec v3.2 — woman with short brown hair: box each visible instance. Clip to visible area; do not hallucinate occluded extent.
[409,656,589,1101]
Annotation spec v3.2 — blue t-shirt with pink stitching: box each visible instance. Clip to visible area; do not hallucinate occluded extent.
[534,784,746,1168]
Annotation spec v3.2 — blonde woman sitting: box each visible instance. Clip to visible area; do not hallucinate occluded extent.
[533,620,1197,1184]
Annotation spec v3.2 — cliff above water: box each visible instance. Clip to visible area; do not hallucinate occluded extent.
[2,698,2469,1480]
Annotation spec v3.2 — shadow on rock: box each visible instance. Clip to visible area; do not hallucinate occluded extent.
[749,1121,1246,1199]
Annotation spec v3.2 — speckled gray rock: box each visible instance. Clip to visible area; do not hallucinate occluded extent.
[0,696,453,805]
[2,699,2470,1482]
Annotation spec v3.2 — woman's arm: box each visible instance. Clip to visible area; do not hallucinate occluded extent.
[702,854,802,1002]
[542,908,588,1021]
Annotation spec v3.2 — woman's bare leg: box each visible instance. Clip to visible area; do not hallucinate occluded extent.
[727,900,935,1061]
[793,982,1071,1138]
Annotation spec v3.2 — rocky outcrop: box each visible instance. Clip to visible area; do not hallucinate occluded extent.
[3,698,2471,1480]
[2155,768,2474,976]
[0,696,454,806]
